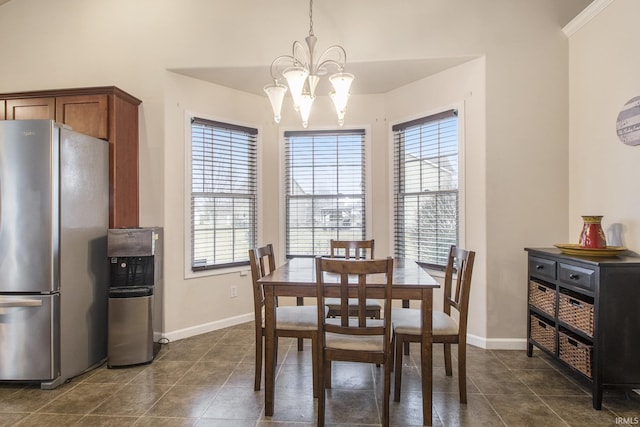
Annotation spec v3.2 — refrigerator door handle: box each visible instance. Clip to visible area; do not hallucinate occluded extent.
[0,298,43,307]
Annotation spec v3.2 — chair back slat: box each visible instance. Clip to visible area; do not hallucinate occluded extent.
[329,239,375,260]
[315,256,393,340]
[443,246,475,333]
[249,244,276,313]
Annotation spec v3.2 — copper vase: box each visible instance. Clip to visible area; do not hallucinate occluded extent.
[578,216,607,249]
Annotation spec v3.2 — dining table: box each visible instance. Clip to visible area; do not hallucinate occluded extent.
[258,256,439,426]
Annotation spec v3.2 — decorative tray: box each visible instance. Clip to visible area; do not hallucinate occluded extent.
[554,244,627,257]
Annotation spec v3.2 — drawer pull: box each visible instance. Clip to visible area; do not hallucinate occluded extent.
[569,273,580,280]
[569,298,582,307]
[535,264,544,270]
[537,320,547,329]
[567,337,579,347]
[537,285,547,293]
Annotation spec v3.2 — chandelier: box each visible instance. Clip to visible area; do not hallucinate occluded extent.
[264,0,354,128]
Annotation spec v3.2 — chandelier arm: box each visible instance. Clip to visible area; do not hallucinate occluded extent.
[269,54,298,82]
[313,45,347,74]
[291,40,310,68]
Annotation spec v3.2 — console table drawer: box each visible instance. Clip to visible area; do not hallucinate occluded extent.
[529,256,556,281]
[558,263,595,291]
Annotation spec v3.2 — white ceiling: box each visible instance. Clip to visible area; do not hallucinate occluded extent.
[170,56,477,97]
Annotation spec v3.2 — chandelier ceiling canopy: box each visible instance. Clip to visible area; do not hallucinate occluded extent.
[264,0,354,128]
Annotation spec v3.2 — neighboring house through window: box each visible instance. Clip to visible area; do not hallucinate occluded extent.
[190,117,257,271]
[285,129,366,257]
[393,110,459,268]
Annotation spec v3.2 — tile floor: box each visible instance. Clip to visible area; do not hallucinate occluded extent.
[0,321,639,426]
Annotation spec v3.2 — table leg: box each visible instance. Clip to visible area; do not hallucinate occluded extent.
[421,289,433,426]
[264,286,276,416]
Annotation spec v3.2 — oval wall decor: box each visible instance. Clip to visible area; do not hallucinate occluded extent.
[616,96,640,146]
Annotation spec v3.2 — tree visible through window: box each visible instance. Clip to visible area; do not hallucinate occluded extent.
[190,117,257,270]
[285,129,366,258]
[393,110,458,268]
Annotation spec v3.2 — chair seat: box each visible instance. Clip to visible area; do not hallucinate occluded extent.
[325,318,385,351]
[325,297,382,309]
[391,307,459,336]
[261,305,327,330]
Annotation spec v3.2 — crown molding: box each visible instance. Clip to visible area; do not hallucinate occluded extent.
[563,0,615,37]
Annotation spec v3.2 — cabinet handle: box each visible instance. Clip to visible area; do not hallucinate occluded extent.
[537,320,547,329]
[569,298,582,307]
[569,273,579,280]
[567,338,579,347]
[537,285,547,293]
[535,264,544,270]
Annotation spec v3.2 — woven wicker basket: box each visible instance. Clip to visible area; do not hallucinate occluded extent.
[529,280,555,316]
[530,315,556,353]
[558,293,594,337]
[559,331,593,378]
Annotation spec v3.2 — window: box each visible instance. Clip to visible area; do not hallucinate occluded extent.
[393,110,459,268]
[190,117,257,271]
[285,129,366,257]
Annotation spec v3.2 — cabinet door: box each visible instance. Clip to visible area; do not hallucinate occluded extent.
[5,97,55,120]
[0,100,5,120]
[56,95,108,140]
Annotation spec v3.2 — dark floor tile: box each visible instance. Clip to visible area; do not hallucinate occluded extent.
[267,387,316,423]
[323,388,381,425]
[36,383,118,415]
[136,416,198,426]
[491,349,556,370]
[485,393,568,426]
[433,392,505,426]
[177,361,235,386]
[76,414,139,426]
[13,413,83,426]
[540,395,621,426]
[130,360,194,385]
[469,369,533,396]
[512,369,587,396]
[390,390,444,426]
[0,385,69,413]
[202,386,263,420]
[0,413,27,427]
[146,384,218,418]
[83,364,146,384]
[90,382,171,416]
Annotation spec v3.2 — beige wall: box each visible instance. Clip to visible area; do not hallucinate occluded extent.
[568,0,640,251]
[0,0,593,345]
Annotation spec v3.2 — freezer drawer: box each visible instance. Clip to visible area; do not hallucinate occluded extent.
[0,294,59,381]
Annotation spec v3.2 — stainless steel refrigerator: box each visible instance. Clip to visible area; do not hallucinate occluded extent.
[0,120,109,389]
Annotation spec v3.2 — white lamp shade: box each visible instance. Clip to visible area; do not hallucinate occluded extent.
[329,72,354,98]
[264,84,288,123]
[329,73,353,126]
[298,93,314,128]
[283,66,308,110]
[330,91,347,126]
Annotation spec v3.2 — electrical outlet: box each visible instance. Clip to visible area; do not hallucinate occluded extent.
[231,285,238,298]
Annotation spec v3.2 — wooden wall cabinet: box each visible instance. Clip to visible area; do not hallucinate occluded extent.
[525,247,640,409]
[0,87,141,228]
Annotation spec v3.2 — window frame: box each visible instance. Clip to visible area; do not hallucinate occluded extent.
[184,113,259,278]
[390,105,465,270]
[280,126,372,259]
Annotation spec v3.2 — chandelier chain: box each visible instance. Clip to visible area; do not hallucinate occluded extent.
[308,0,314,36]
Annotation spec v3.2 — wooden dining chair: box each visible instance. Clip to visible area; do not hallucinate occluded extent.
[326,239,382,319]
[315,256,395,426]
[392,245,476,403]
[249,244,324,397]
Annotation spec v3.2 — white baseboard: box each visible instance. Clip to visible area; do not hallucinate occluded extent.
[155,312,254,343]
[467,334,528,350]
[154,318,529,350]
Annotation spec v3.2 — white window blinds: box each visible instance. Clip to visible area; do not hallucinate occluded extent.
[393,110,458,268]
[190,117,257,270]
[285,129,366,257]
